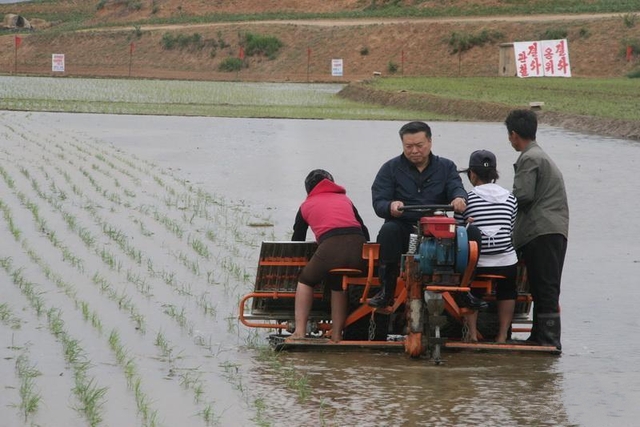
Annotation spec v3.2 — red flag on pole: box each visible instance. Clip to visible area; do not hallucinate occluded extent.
[239,46,245,60]
[15,35,22,49]
[130,41,135,54]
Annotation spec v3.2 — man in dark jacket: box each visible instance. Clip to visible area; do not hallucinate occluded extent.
[369,121,468,308]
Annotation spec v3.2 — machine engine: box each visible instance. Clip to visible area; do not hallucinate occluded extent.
[416,214,469,277]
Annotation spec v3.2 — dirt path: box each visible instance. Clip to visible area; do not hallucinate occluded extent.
[82,12,621,32]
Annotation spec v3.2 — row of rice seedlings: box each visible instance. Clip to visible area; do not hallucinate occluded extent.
[23,142,235,423]
[163,304,194,335]
[5,117,277,424]
[107,329,159,426]
[71,135,267,255]
[0,302,23,330]
[5,204,160,425]
[0,257,108,426]
[93,152,142,186]
[16,164,150,332]
[38,136,254,295]
[197,291,218,318]
[175,249,201,276]
[154,332,222,425]
[9,130,231,333]
[8,153,228,423]
[89,160,137,200]
[13,353,42,422]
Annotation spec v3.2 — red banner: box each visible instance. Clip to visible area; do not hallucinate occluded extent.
[130,41,135,54]
[239,46,245,60]
[15,35,22,49]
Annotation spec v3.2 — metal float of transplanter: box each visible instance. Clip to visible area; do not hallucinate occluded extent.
[238,205,560,364]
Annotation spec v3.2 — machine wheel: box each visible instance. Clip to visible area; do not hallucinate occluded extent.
[343,285,390,341]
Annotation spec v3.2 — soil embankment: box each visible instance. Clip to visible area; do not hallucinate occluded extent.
[339,82,640,141]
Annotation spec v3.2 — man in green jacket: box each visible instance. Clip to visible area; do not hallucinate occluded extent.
[506,109,569,351]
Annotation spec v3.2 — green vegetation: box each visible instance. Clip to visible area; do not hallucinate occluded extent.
[161,32,206,50]
[538,27,569,41]
[622,12,638,28]
[7,1,638,31]
[218,57,244,72]
[447,29,504,54]
[370,76,640,121]
[243,32,283,59]
[387,61,398,74]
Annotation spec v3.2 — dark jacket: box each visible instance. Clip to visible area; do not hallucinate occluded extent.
[512,141,569,249]
[372,153,467,223]
[292,179,370,243]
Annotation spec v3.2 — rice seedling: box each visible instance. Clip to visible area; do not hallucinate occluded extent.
[132,377,158,427]
[73,377,108,427]
[176,281,193,297]
[0,303,22,329]
[0,199,22,241]
[197,292,217,317]
[13,353,42,422]
[200,403,220,426]
[154,330,174,359]
[252,397,270,427]
[161,270,177,286]
[206,270,217,285]
[153,209,184,238]
[189,235,211,259]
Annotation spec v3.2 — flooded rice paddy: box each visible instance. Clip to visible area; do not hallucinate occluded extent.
[1,111,639,427]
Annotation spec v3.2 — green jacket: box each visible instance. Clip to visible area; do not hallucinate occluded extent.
[512,141,569,249]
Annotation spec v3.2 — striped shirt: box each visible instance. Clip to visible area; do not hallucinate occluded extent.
[455,183,518,267]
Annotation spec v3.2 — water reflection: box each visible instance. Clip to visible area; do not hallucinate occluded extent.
[249,351,575,426]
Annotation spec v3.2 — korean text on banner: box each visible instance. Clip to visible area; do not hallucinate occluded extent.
[541,39,571,77]
[514,41,543,78]
[52,54,65,72]
[331,59,343,77]
[514,39,570,78]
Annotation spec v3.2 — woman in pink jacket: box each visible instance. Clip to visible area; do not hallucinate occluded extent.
[290,169,369,342]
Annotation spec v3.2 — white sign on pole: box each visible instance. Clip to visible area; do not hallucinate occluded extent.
[514,39,570,78]
[331,59,343,77]
[52,54,65,72]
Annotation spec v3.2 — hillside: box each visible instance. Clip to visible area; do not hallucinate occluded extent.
[1,1,639,81]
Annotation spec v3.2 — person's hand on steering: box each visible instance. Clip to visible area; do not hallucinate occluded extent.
[390,200,404,217]
[451,197,466,213]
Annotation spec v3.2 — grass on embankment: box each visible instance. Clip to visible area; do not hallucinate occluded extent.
[3,0,638,31]
[369,77,640,122]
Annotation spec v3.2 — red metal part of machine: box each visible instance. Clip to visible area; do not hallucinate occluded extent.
[420,216,456,239]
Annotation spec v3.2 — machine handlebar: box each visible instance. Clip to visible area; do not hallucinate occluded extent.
[398,204,454,213]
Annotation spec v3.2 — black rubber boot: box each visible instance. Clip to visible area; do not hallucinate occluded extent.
[454,292,489,311]
[537,312,562,351]
[368,264,398,308]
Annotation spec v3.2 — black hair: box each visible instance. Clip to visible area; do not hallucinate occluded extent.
[505,109,538,141]
[399,121,432,139]
[304,169,334,194]
[468,167,499,184]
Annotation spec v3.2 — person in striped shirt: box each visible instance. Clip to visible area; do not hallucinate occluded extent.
[455,150,518,343]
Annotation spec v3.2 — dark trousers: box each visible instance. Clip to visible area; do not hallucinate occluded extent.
[520,234,567,314]
[376,220,414,265]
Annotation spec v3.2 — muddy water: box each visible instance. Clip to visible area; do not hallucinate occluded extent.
[2,112,639,427]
